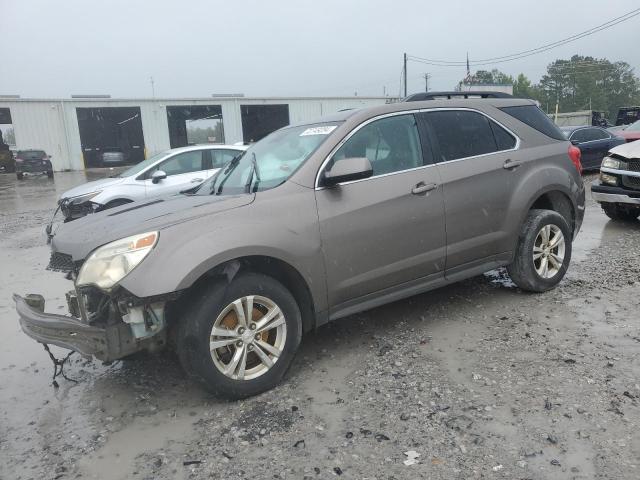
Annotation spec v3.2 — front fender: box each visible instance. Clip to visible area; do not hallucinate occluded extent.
[118,184,328,314]
[91,183,144,205]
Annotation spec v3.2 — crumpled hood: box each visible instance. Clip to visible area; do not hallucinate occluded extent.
[609,140,640,159]
[51,193,254,261]
[60,177,126,200]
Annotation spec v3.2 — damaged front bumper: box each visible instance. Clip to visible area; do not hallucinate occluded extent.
[14,289,170,362]
[15,294,110,357]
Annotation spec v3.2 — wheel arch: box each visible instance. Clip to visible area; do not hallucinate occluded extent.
[103,197,135,207]
[527,189,576,237]
[170,255,318,334]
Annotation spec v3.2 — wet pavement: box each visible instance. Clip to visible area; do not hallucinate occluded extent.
[1,171,639,479]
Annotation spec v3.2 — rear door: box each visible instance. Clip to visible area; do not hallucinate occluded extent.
[570,127,612,169]
[315,113,446,311]
[417,109,520,275]
[142,150,207,199]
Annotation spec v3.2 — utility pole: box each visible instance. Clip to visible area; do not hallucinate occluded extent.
[403,53,407,97]
[150,76,155,99]
[423,73,431,92]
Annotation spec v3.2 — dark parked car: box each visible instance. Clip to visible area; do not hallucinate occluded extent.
[561,126,625,170]
[15,98,585,398]
[15,149,54,180]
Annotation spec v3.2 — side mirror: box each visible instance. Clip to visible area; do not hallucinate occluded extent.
[322,157,373,187]
[151,170,167,184]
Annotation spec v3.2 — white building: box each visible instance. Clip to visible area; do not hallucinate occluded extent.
[0,96,394,171]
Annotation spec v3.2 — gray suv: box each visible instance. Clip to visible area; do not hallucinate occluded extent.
[15,98,585,399]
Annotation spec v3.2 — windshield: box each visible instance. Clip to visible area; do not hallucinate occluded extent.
[196,123,339,196]
[114,150,171,177]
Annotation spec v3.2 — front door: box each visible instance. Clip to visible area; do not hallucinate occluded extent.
[315,113,446,311]
[142,149,209,199]
[417,109,522,272]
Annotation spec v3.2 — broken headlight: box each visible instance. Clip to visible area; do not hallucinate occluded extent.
[600,173,618,186]
[601,157,621,170]
[76,231,158,290]
[66,191,102,205]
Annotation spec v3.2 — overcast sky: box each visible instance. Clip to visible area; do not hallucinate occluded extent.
[1,0,639,99]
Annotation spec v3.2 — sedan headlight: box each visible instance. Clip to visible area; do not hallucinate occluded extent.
[601,157,621,170]
[77,231,158,290]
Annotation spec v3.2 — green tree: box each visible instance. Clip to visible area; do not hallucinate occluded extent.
[513,74,534,98]
[468,69,514,85]
[537,55,640,119]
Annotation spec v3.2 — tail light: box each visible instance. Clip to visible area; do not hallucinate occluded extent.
[568,145,582,174]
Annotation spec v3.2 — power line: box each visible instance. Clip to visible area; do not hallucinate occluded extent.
[406,8,640,67]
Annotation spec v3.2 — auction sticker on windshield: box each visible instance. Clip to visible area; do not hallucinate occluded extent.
[300,125,337,136]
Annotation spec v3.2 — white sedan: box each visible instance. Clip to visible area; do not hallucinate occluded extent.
[57,144,247,221]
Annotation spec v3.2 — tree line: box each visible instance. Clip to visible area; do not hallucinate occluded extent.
[464,55,640,121]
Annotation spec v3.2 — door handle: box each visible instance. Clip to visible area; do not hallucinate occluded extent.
[191,178,204,183]
[411,182,437,195]
[503,159,522,170]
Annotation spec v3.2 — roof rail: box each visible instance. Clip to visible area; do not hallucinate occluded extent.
[404,91,513,102]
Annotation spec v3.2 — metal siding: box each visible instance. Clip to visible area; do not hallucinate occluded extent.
[0,97,393,170]
[1,102,72,171]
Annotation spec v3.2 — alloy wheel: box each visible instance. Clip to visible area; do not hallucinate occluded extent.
[209,295,287,380]
[532,224,565,279]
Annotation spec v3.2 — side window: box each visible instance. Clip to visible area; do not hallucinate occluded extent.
[583,128,609,141]
[211,149,241,168]
[424,111,498,162]
[154,151,204,177]
[331,114,423,177]
[489,120,517,150]
[570,129,592,142]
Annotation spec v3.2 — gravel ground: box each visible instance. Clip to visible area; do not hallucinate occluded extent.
[0,171,638,480]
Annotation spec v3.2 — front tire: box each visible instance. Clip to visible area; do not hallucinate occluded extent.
[16,172,23,180]
[601,203,639,222]
[177,272,302,399]
[508,209,572,292]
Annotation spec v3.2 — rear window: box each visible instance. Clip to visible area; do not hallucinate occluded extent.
[420,110,514,162]
[18,150,46,159]
[500,105,565,141]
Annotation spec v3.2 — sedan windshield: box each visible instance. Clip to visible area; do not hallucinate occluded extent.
[196,123,339,196]
[113,150,171,177]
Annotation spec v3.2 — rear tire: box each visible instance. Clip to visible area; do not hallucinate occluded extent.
[508,209,572,292]
[601,203,639,222]
[177,272,302,399]
[47,171,54,179]
[16,172,23,180]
